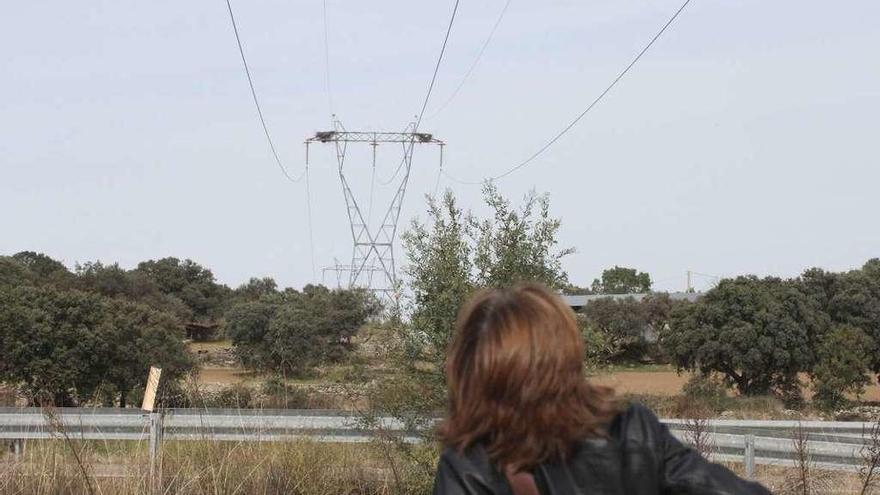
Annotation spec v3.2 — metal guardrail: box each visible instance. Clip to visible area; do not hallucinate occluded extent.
[2,408,877,474]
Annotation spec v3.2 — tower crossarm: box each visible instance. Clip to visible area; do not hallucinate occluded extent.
[306,130,443,145]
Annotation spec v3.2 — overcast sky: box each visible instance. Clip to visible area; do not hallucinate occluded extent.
[2,0,878,292]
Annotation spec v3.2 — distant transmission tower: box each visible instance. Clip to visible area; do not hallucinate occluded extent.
[306,117,444,295]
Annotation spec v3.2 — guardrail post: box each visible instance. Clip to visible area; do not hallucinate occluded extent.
[148,411,165,493]
[12,439,24,457]
[743,434,755,479]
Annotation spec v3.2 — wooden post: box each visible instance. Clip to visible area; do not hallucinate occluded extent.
[744,434,755,479]
[148,411,164,493]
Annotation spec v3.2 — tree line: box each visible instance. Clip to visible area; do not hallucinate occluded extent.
[0,252,376,406]
[665,263,880,409]
[571,262,880,410]
[394,186,880,414]
[2,185,878,413]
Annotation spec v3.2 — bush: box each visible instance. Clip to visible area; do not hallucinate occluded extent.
[213,383,256,409]
[226,285,379,376]
[812,325,875,411]
[260,376,313,409]
[682,374,730,413]
[579,317,620,368]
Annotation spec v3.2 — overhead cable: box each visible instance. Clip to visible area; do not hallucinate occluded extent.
[443,0,693,185]
[415,0,461,131]
[427,0,512,119]
[225,0,305,183]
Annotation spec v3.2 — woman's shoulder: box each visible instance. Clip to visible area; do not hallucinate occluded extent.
[436,444,508,493]
[606,402,667,448]
[438,443,494,475]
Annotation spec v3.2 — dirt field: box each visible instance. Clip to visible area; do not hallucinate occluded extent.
[590,370,693,395]
[197,367,257,385]
[592,370,880,401]
[191,340,880,401]
[196,362,880,401]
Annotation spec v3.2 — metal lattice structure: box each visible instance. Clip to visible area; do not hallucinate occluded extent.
[307,117,444,294]
[321,259,387,289]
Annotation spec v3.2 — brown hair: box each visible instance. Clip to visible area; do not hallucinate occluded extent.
[440,283,617,472]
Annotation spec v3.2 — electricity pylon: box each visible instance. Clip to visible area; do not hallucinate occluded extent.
[306,116,444,295]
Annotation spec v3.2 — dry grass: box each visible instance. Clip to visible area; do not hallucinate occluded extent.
[722,463,865,495]
[0,439,434,495]
[6,439,875,495]
[0,387,16,407]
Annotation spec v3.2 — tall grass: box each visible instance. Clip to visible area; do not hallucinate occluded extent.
[0,439,433,495]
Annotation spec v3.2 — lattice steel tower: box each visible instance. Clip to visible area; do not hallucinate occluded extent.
[306,117,444,295]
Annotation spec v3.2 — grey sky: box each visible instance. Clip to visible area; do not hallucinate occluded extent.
[2,0,878,292]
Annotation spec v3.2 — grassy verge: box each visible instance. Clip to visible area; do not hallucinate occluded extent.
[0,439,434,495]
[2,438,871,495]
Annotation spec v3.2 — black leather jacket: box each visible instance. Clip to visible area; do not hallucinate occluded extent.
[432,404,771,494]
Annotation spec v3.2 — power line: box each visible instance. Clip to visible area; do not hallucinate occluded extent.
[226,0,317,282]
[426,0,512,119]
[415,0,461,131]
[443,0,693,185]
[376,123,419,186]
[225,0,305,183]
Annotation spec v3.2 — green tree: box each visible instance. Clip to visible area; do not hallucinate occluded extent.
[591,266,652,294]
[402,191,473,374]
[225,285,378,375]
[0,286,109,405]
[99,299,193,407]
[135,257,229,321]
[578,293,676,363]
[811,325,875,410]
[641,293,677,336]
[0,285,192,406]
[401,187,571,382]
[577,318,617,368]
[75,261,191,321]
[378,187,572,424]
[232,277,279,303]
[799,259,880,377]
[471,183,573,289]
[0,256,34,288]
[580,297,648,361]
[12,251,71,284]
[665,276,828,397]
[225,301,277,369]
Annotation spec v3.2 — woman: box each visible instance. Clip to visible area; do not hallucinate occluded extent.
[434,284,769,494]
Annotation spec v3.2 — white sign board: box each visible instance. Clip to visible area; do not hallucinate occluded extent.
[141,366,162,412]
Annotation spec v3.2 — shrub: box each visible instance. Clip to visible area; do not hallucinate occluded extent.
[260,376,313,409]
[812,325,875,411]
[213,383,256,409]
[682,374,730,413]
[226,285,378,376]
